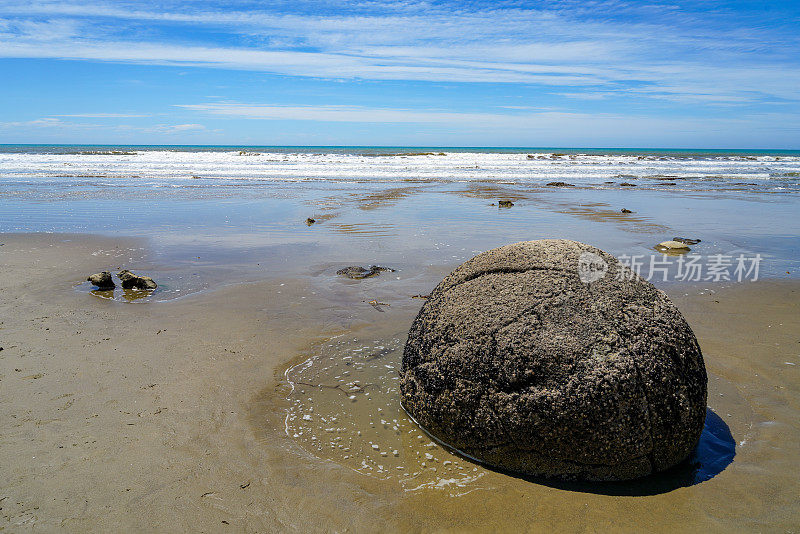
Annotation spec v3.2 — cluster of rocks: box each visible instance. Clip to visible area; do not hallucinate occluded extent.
[87,270,157,291]
[400,240,707,481]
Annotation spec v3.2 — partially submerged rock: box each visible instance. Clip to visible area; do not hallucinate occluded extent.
[401,240,707,481]
[546,181,575,187]
[621,208,633,214]
[118,270,157,290]
[87,271,115,290]
[656,240,691,251]
[673,237,701,245]
[620,182,637,187]
[498,200,514,207]
[336,265,395,279]
[306,217,316,225]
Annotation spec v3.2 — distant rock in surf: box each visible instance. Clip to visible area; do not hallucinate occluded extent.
[546,181,575,187]
[621,208,633,213]
[673,237,701,245]
[620,182,637,187]
[306,218,316,225]
[498,200,514,207]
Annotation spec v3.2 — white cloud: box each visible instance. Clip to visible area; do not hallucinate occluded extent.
[146,123,208,133]
[176,101,800,138]
[0,116,210,136]
[56,113,149,118]
[0,117,95,129]
[0,1,798,104]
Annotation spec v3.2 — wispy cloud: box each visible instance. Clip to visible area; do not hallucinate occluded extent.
[56,113,150,118]
[177,101,800,137]
[0,117,96,129]
[0,116,210,135]
[145,123,208,134]
[0,1,798,104]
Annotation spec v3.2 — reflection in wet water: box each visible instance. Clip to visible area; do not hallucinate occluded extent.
[88,285,156,302]
[285,336,736,496]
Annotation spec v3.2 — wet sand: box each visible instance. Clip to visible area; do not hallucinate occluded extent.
[1,233,799,532]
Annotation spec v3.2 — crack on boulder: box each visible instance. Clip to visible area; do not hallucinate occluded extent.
[630,357,656,474]
[438,265,577,295]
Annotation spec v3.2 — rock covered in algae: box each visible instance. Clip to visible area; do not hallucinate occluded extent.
[336,265,395,279]
[118,269,157,290]
[657,240,691,250]
[87,271,115,290]
[400,239,707,481]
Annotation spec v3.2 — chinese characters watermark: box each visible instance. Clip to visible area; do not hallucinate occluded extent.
[579,253,762,283]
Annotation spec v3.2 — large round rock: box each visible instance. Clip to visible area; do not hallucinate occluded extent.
[400,240,707,481]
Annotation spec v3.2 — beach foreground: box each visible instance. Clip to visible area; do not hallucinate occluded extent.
[1,233,798,532]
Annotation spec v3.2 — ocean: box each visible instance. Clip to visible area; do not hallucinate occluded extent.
[1,145,799,193]
[2,144,799,289]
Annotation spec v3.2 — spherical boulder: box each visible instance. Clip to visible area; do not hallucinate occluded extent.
[400,240,707,481]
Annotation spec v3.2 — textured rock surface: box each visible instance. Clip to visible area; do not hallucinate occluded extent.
[336,266,394,279]
[657,240,690,250]
[87,271,115,289]
[118,270,157,290]
[400,239,707,481]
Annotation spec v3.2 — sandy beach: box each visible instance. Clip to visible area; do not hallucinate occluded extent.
[1,224,798,532]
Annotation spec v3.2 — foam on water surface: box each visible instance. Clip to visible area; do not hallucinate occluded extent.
[2,149,799,192]
[283,335,487,495]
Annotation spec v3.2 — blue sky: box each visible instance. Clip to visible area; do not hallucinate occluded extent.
[0,0,798,147]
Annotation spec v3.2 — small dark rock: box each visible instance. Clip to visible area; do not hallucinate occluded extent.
[620,182,637,187]
[336,265,395,279]
[621,208,633,214]
[526,154,535,159]
[546,181,575,187]
[498,200,514,207]
[87,271,115,290]
[306,218,316,225]
[118,270,157,290]
[673,237,701,245]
